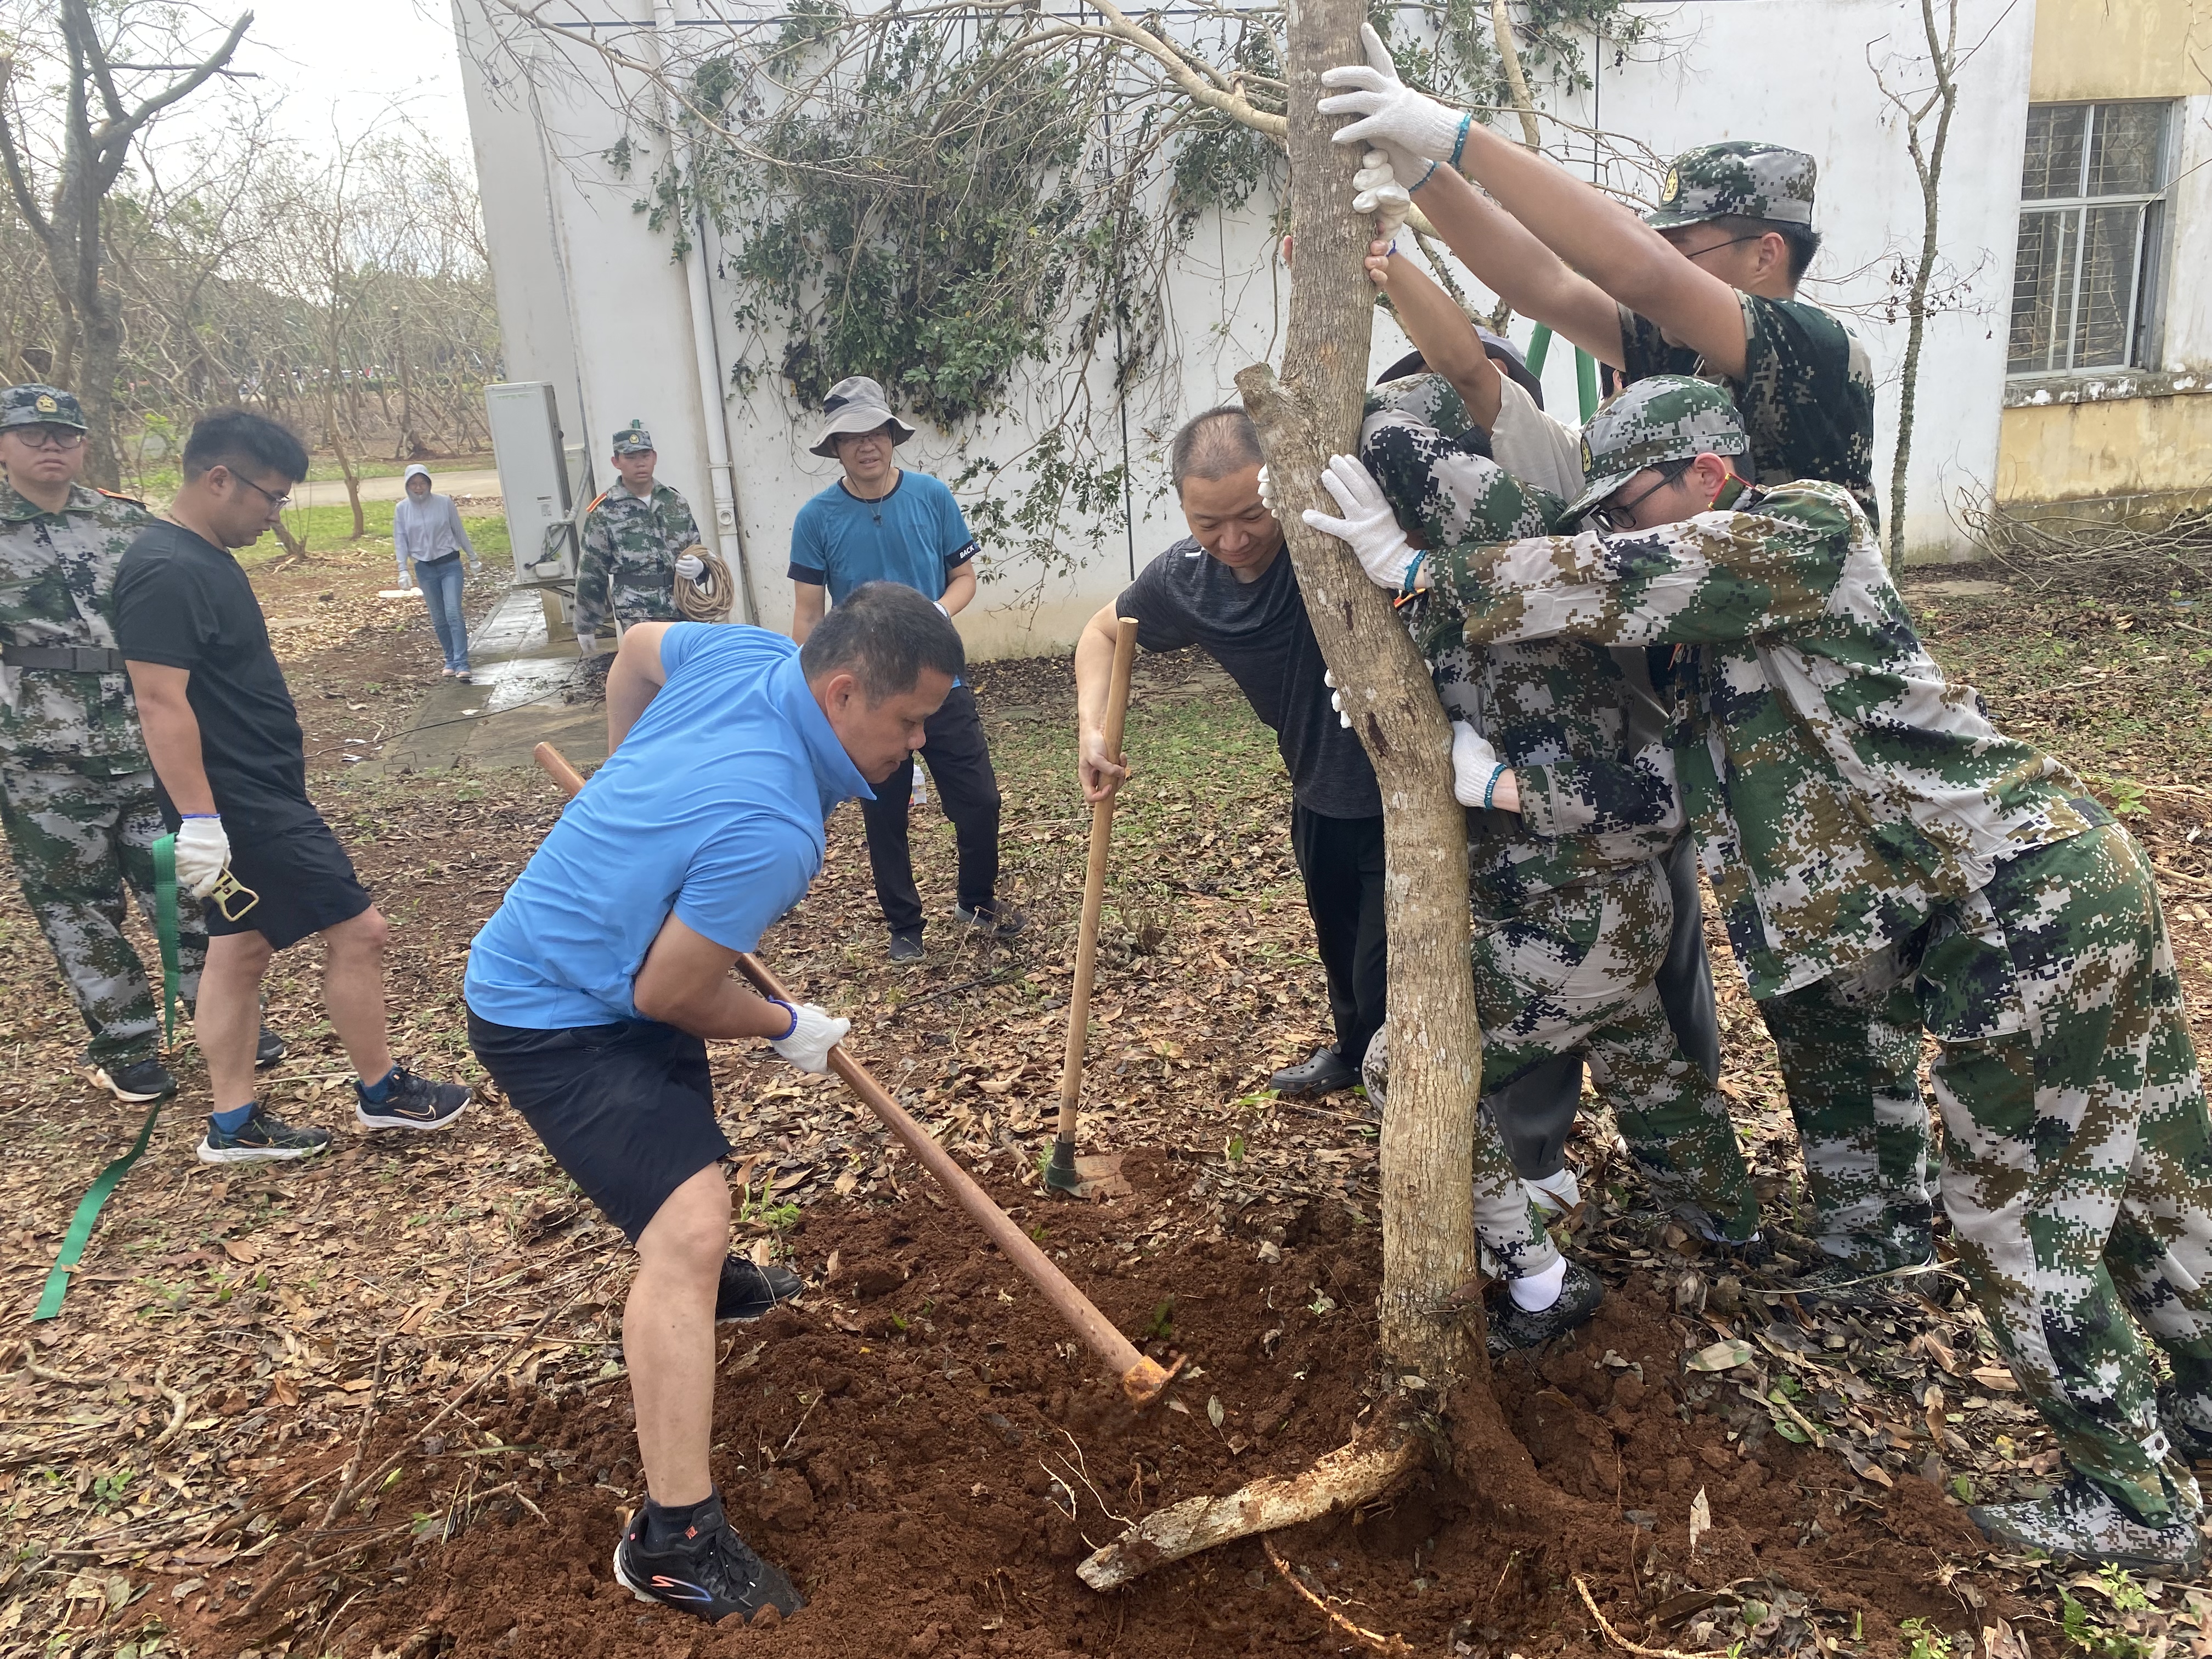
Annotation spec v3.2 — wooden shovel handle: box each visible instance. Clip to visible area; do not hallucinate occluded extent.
[1056,618,1139,1143]
[527,741,1175,1406]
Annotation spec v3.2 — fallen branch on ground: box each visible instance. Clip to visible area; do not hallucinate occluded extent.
[1265,1535,1409,1655]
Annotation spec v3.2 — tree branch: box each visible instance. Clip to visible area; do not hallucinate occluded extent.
[0,55,55,245]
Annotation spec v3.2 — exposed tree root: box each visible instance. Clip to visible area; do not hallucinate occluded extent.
[1265,1536,1410,1655]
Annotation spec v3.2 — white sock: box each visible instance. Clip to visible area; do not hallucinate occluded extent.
[1509,1255,1568,1312]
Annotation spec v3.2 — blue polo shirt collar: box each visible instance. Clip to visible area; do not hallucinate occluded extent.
[770,650,874,814]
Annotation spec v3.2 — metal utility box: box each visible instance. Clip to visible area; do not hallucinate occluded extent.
[484,381,592,640]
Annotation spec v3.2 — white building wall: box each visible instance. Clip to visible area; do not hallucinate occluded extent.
[454,0,2038,661]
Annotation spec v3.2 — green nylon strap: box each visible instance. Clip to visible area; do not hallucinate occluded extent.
[32,1099,162,1321]
[153,832,179,1043]
[32,836,183,1321]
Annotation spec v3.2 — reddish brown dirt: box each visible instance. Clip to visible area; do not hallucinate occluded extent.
[184,1150,2010,1659]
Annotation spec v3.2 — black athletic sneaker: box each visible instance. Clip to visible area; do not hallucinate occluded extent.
[716,1255,803,1322]
[353,1068,470,1132]
[613,1494,805,1623]
[955,900,1027,938]
[198,1104,334,1164]
[1487,1259,1605,1357]
[255,1025,288,1069]
[91,1057,178,1103]
[887,931,926,964]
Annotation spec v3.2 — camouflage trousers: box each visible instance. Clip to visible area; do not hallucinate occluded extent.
[0,757,205,1067]
[1758,952,1937,1267]
[1366,857,1760,1271]
[1915,823,2212,1522]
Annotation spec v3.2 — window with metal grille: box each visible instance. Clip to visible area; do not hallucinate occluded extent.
[2008,101,2172,376]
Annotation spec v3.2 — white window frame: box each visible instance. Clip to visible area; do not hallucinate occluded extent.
[2008,100,2175,379]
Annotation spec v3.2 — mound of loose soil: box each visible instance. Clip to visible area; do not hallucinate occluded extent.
[185,1150,2006,1659]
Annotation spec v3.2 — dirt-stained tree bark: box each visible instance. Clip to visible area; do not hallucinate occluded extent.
[1235,0,1485,1390]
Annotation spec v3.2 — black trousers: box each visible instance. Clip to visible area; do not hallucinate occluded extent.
[857,684,1002,938]
[1289,805,1388,1069]
[1486,832,1723,1178]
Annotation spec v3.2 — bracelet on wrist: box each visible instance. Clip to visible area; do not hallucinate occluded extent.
[1449,112,1473,169]
[766,997,799,1042]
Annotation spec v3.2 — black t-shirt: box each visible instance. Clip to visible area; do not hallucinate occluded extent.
[114,521,316,837]
[1118,539,1381,820]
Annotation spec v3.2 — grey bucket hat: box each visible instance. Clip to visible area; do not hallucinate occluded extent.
[810,376,917,459]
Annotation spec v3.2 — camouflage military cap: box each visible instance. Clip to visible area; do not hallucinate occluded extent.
[612,420,654,455]
[1560,375,1749,523]
[1,384,87,432]
[1646,141,1816,232]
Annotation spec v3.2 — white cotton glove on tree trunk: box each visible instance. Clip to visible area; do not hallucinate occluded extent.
[1318,22,1472,163]
[1451,721,1511,809]
[769,1001,849,1073]
[174,816,231,899]
[1302,455,1417,590]
[1352,148,1412,243]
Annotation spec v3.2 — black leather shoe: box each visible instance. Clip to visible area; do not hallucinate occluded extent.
[1268,1047,1358,1097]
[716,1255,803,1322]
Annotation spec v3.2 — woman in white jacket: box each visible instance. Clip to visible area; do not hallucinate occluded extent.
[393,465,481,680]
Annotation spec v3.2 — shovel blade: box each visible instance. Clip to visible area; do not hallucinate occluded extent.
[1043,1138,1132,1200]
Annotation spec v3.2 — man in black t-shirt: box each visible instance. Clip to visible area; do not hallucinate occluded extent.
[1074,407,1383,1096]
[116,409,470,1163]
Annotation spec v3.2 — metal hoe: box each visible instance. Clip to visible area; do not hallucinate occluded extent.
[1044,616,1138,1199]
[530,741,1178,1407]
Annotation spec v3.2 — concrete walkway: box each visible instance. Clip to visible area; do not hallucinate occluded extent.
[359,585,607,778]
[292,467,501,510]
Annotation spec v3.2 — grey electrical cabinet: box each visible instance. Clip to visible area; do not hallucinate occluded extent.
[484,381,592,640]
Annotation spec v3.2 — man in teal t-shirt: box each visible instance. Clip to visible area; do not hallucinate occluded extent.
[788,375,1017,962]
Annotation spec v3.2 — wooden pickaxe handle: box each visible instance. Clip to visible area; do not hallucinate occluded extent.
[1055,617,1139,1145]
[528,742,1176,1407]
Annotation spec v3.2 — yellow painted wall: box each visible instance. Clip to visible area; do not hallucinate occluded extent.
[2030,0,2212,101]
[1996,395,2212,505]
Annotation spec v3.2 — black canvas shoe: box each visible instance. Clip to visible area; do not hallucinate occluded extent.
[1487,1259,1605,1357]
[613,1494,805,1623]
[198,1104,333,1164]
[1268,1046,1359,1098]
[955,900,1027,938]
[1969,1472,2206,1573]
[716,1255,803,1322]
[353,1068,470,1132]
[255,1025,288,1069]
[887,931,925,964]
[91,1057,178,1103]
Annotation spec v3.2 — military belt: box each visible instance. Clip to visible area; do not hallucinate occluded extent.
[2,643,126,673]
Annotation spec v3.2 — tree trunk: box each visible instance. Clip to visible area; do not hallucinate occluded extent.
[1237,0,1485,1388]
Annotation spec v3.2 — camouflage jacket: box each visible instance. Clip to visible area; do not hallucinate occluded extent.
[574,479,699,637]
[1421,478,2096,997]
[1619,295,1881,529]
[0,478,155,769]
[1362,384,1684,917]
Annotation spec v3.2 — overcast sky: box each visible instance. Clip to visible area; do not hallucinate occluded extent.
[202,0,477,162]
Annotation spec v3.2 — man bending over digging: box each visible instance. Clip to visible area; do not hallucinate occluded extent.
[1306,374,2212,1572]
[464,582,963,1621]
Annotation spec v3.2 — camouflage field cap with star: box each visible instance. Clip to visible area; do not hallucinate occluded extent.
[612,420,655,456]
[1646,140,1818,232]
[1560,375,1750,524]
[0,383,87,432]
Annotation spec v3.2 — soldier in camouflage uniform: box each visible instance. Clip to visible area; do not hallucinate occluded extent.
[1350,376,1760,1256]
[0,387,200,1102]
[1313,374,2212,1570]
[573,421,704,654]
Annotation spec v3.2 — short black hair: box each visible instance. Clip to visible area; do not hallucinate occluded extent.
[799,579,965,701]
[1169,405,1264,494]
[182,408,310,485]
[1708,215,1821,285]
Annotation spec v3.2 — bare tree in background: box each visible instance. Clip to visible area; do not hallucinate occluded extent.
[0,1,251,486]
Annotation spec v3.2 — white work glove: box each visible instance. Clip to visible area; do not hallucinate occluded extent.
[1353,148,1412,243]
[1304,455,1417,590]
[1319,22,1473,165]
[1322,667,1352,730]
[1451,721,1508,809]
[1257,464,1275,515]
[767,1000,848,1074]
[174,815,231,900]
[674,552,706,582]
[577,632,598,659]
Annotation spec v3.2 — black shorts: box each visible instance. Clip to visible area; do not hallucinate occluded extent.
[207,819,374,950]
[466,1007,730,1243]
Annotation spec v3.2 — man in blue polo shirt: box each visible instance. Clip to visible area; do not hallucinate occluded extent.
[788,375,1015,963]
[465,582,962,1625]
